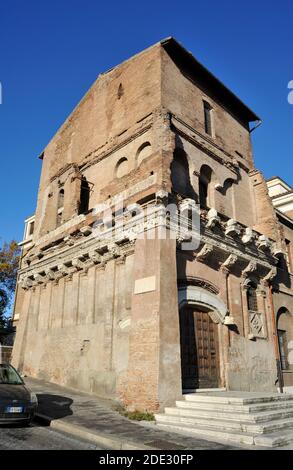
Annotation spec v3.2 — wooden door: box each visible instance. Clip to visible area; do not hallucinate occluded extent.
[180,307,219,389]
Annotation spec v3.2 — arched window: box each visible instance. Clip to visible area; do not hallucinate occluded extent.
[56,189,64,227]
[57,189,64,209]
[79,177,90,215]
[277,308,292,371]
[246,283,258,312]
[171,148,195,198]
[199,165,213,209]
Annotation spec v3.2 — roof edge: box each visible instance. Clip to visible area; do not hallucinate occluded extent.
[160,37,260,123]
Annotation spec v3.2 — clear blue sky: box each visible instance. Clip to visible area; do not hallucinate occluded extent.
[0,0,292,243]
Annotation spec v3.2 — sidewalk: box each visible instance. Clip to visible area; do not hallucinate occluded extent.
[25,377,240,450]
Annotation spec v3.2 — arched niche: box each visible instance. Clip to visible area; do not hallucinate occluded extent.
[115,157,129,178]
[171,148,195,198]
[136,142,152,167]
[178,285,228,324]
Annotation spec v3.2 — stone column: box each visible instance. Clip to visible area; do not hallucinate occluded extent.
[120,228,181,412]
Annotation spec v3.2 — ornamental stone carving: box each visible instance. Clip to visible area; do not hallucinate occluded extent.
[206,208,220,229]
[242,261,258,278]
[196,243,213,262]
[242,227,256,245]
[249,311,266,339]
[220,254,238,272]
[225,219,241,237]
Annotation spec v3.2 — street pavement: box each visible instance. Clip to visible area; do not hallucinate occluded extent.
[24,377,239,450]
[0,423,104,450]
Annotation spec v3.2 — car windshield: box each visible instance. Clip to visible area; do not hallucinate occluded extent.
[0,364,23,385]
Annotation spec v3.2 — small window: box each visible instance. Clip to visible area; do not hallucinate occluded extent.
[247,284,258,312]
[278,329,289,370]
[79,177,90,215]
[203,100,213,136]
[28,221,35,236]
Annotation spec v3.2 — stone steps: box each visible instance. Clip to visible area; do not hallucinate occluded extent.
[156,412,293,434]
[166,405,293,423]
[155,392,293,447]
[176,398,293,414]
[184,392,293,405]
[156,420,293,447]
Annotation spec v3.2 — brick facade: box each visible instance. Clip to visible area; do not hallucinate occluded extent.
[12,38,293,411]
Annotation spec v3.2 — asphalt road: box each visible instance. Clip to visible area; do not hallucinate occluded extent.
[0,423,104,450]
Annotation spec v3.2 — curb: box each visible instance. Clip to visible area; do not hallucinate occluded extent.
[34,413,155,450]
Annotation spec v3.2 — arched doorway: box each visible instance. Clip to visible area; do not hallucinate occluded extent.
[179,306,220,389]
[178,285,228,390]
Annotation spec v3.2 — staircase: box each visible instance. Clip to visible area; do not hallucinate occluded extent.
[155,390,293,447]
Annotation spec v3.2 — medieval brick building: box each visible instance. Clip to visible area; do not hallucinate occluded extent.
[12,38,293,418]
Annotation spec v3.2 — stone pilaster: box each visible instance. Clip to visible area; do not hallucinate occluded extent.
[120,228,181,412]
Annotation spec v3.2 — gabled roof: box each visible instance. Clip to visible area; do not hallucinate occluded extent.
[160,37,260,124]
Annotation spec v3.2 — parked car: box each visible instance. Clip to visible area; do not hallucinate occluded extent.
[0,363,38,425]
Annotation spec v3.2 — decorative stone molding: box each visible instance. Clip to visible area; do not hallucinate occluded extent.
[176,232,192,245]
[242,261,258,278]
[179,278,219,295]
[225,219,241,238]
[64,236,75,246]
[58,263,72,276]
[72,258,84,271]
[18,195,279,291]
[220,254,238,272]
[242,227,256,245]
[45,268,56,281]
[257,235,271,252]
[179,198,197,213]
[80,226,92,236]
[178,285,228,324]
[33,273,45,284]
[263,267,277,284]
[108,243,121,259]
[155,190,169,206]
[224,316,236,326]
[206,208,220,229]
[272,244,285,259]
[88,250,102,264]
[248,311,266,339]
[196,243,214,262]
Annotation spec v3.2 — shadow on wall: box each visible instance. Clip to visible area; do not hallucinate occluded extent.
[36,394,73,420]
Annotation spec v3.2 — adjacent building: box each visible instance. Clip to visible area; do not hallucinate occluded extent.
[267,177,293,390]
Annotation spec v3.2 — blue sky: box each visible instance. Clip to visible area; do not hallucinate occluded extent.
[0,0,292,243]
